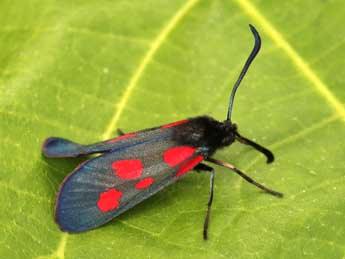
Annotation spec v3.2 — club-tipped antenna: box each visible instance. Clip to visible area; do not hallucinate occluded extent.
[227,24,261,121]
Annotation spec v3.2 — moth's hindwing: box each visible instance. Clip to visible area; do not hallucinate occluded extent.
[43,120,189,158]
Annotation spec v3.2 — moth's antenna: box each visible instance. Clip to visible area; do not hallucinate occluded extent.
[227,24,261,121]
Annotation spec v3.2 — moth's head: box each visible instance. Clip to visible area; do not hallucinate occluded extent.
[217,120,237,147]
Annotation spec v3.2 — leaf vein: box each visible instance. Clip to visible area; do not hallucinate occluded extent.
[102,0,200,139]
[236,0,345,120]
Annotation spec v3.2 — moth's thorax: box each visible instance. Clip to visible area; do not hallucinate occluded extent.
[172,116,237,153]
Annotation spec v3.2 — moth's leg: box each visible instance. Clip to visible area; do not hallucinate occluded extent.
[207,157,283,198]
[117,128,126,136]
[235,131,274,163]
[194,163,215,240]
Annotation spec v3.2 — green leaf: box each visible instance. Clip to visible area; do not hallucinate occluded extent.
[1,0,345,258]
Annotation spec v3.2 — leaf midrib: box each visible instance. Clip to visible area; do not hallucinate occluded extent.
[38,1,201,258]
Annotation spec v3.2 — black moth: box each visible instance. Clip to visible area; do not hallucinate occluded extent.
[42,24,283,240]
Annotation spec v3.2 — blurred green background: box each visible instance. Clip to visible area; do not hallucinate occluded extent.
[1,0,345,258]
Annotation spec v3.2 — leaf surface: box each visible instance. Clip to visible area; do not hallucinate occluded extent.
[1,0,345,258]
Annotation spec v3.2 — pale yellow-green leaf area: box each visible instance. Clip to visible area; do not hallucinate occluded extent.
[1,1,344,258]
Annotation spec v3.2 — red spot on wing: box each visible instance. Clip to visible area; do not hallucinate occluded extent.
[176,155,204,177]
[112,159,143,180]
[163,146,196,167]
[107,132,137,143]
[135,178,155,189]
[97,188,123,212]
[161,120,188,129]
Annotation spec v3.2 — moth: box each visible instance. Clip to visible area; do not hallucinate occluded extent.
[42,25,283,240]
